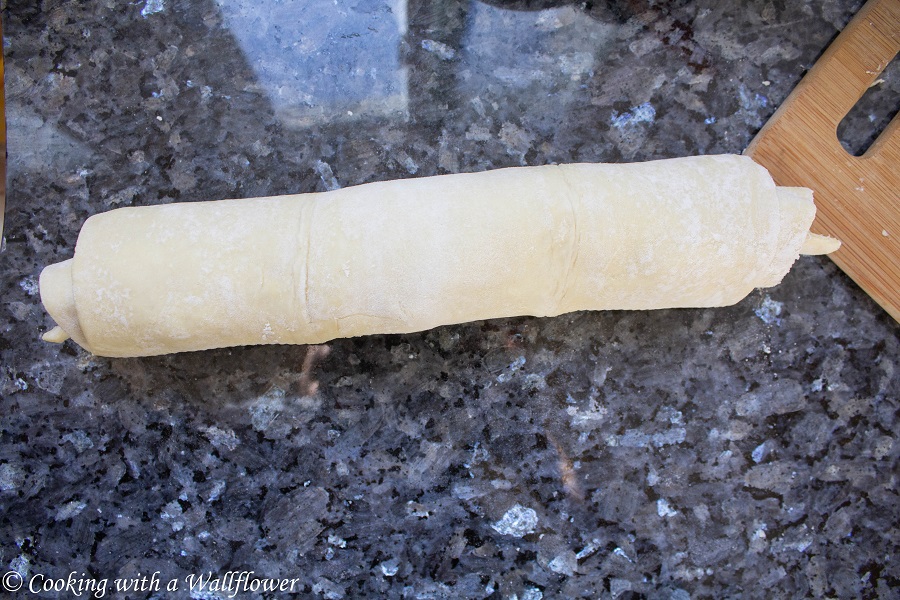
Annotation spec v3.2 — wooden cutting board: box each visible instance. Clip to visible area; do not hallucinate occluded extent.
[745,0,900,322]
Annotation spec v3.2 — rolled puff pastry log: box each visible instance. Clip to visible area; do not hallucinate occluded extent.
[39,154,835,357]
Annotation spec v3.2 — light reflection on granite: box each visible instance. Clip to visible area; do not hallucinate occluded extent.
[2,0,898,598]
[216,0,412,126]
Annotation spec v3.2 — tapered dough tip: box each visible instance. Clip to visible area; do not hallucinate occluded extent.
[773,187,841,256]
[39,258,90,350]
[800,232,842,256]
[42,326,70,344]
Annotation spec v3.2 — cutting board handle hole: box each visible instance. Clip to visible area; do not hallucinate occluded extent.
[836,52,898,157]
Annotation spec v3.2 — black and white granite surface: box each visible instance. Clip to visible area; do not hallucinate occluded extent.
[2,0,898,598]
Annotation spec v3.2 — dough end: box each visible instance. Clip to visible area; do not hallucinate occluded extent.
[39,259,90,350]
[42,325,70,344]
[800,232,841,255]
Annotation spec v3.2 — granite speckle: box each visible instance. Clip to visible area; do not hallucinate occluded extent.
[2,0,898,598]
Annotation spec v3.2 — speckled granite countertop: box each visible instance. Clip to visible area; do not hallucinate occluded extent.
[1,0,898,598]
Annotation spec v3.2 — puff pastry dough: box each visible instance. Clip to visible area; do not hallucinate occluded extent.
[39,155,837,357]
